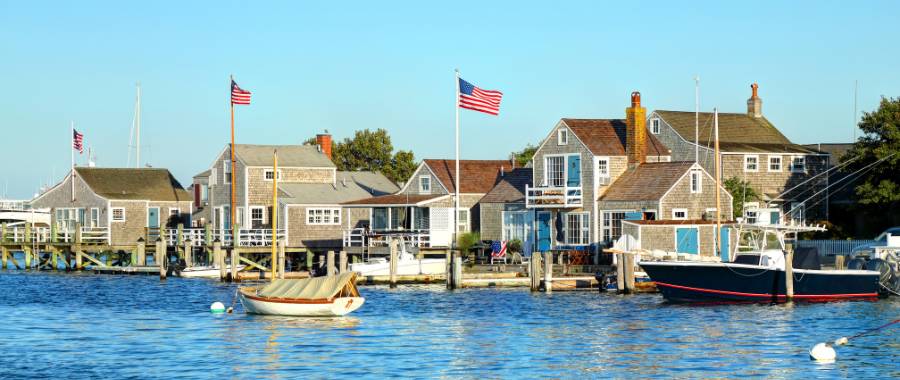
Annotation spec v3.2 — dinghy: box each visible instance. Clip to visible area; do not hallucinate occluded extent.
[349,244,446,276]
[179,265,246,278]
[238,272,365,317]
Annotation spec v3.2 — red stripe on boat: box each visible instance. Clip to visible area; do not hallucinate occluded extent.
[654,281,878,300]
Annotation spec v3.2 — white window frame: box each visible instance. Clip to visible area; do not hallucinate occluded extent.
[501,210,530,242]
[419,175,431,194]
[789,202,805,221]
[249,206,266,227]
[564,212,590,246]
[169,208,180,217]
[223,160,232,184]
[768,155,782,172]
[791,156,806,173]
[650,118,661,134]
[690,170,702,194]
[672,208,688,220]
[263,168,282,181]
[557,128,568,145]
[596,156,610,178]
[111,207,126,222]
[90,208,101,227]
[744,155,759,172]
[307,207,341,225]
[544,154,568,187]
[601,211,629,243]
[457,209,470,233]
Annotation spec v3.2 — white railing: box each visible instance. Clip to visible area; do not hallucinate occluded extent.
[80,226,110,244]
[343,228,367,247]
[525,184,583,208]
[237,228,286,247]
[343,228,430,248]
[1,226,101,244]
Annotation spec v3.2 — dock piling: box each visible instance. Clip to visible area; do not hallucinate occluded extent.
[277,240,286,279]
[212,240,224,281]
[785,244,795,302]
[327,251,336,276]
[624,253,635,293]
[389,239,398,288]
[543,251,553,293]
[183,238,192,268]
[529,253,542,291]
[230,248,239,282]
[452,253,463,290]
[155,238,166,280]
[835,255,845,270]
[136,238,146,266]
[1,246,8,270]
[339,250,347,273]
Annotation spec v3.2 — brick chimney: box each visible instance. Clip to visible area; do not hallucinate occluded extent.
[315,133,332,160]
[625,91,647,167]
[747,82,762,118]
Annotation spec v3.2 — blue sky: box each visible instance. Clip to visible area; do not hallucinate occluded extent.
[2,1,899,198]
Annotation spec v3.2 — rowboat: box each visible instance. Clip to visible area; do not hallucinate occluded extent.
[178,264,246,278]
[238,272,365,317]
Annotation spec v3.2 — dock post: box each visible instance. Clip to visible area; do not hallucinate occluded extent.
[136,238,146,266]
[529,253,542,291]
[1,246,8,270]
[623,253,635,294]
[445,251,453,289]
[453,254,463,290]
[306,250,313,272]
[389,239,398,288]
[24,246,32,269]
[785,244,794,302]
[204,224,212,265]
[213,240,224,281]
[183,238,192,268]
[543,251,553,293]
[339,250,347,273]
[277,240,286,279]
[51,246,58,270]
[0,222,6,244]
[230,248,239,282]
[156,238,166,280]
[327,251,336,276]
[834,254,845,270]
[616,252,625,293]
[75,247,83,269]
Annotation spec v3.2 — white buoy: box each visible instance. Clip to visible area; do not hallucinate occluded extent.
[809,343,837,361]
[210,301,226,313]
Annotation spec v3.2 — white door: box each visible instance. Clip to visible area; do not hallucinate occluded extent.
[428,207,455,247]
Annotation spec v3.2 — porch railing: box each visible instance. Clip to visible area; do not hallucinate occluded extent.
[1,225,109,244]
[342,228,430,248]
[525,184,583,208]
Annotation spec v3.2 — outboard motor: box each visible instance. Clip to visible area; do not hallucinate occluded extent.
[865,259,892,284]
[847,257,868,270]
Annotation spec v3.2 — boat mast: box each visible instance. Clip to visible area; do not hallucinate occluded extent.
[714,108,721,256]
[136,83,141,168]
[271,149,278,280]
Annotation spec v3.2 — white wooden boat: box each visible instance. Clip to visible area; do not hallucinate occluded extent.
[239,272,365,317]
[350,250,446,276]
[178,264,246,278]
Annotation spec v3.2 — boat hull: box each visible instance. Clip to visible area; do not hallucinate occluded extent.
[350,258,446,276]
[239,290,365,317]
[639,261,881,303]
[178,265,245,278]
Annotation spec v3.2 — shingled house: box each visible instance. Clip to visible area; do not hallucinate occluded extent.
[648,84,828,222]
[342,159,511,248]
[31,167,193,245]
[478,168,533,250]
[525,92,729,254]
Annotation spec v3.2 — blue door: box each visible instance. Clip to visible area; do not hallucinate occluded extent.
[676,228,699,254]
[567,155,581,187]
[770,211,780,225]
[537,212,551,251]
[719,226,730,261]
[148,207,160,228]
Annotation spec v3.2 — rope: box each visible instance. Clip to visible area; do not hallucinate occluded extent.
[227,288,238,313]
[848,318,900,340]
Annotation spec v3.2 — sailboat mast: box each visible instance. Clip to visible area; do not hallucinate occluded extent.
[136,83,141,168]
[714,108,721,255]
[695,76,700,163]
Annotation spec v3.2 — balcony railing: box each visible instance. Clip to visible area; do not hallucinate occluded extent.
[0,226,108,244]
[343,228,431,248]
[525,184,583,208]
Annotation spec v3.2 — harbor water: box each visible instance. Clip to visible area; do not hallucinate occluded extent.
[1,271,898,378]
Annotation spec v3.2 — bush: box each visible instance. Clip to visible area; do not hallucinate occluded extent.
[508,239,523,253]
[457,232,480,255]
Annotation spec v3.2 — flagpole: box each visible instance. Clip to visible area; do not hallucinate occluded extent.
[71,120,75,202]
[230,75,237,247]
[271,149,278,280]
[454,69,460,248]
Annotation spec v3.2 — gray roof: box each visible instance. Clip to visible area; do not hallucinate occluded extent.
[480,168,532,203]
[234,144,335,168]
[654,110,820,154]
[75,167,192,201]
[600,162,695,201]
[279,171,399,205]
[193,169,211,178]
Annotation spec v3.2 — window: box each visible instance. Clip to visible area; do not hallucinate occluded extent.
[223,160,232,184]
[705,208,718,219]
[390,207,410,230]
[502,211,530,242]
[557,128,568,145]
[789,202,805,222]
[264,169,282,181]
[55,208,85,230]
[596,157,609,178]
[111,208,125,222]
[545,156,565,187]
[236,207,244,228]
[743,202,759,224]
[250,206,266,228]
[791,156,806,173]
[672,208,688,220]
[169,208,180,217]
[372,208,388,230]
[565,212,590,245]
[457,209,470,232]
[307,207,341,225]
[419,176,431,194]
[602,211,627,243]
[90,208,100,227]
[690,170,702,194]
[769,156,782,172]
[650,118,661,134]
[744,155,759,172]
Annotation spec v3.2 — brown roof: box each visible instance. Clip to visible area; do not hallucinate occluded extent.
[480,168,532,203]
[599,162,695,201]
[561,119,670,157]
[654,110,819,154]
[75,168,191,201]
[342,194,445,206]
[624,219,736,226]
[423,159,511,194]
[801,143,852,159]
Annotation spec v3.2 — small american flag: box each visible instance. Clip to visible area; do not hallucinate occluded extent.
[231,80,251,105]
[73,129,84,153]
[458,78,502,116]
[491,240,507,258]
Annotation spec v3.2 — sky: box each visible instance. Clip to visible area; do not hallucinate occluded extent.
[2,1,899,198]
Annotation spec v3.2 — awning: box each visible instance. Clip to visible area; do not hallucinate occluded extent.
[341,194,449,207]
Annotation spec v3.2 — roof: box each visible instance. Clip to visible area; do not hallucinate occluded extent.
[342,194,446,207]
[599,162,695,201]
[480,168,532,203]
[75,168,191,201]
[623,219,736,226]
[193,169,211,178]
[423,159,511,194]
[654,110,820,154]
[233,144,335,168]
[801,143,853,159]
[279,171,399,204]
[561,119,670,156]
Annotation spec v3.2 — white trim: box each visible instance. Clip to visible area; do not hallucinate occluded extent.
[306,207,342,225]
[111,207,126,222]
[672,225,700,253]
[790,155,806,173]
[533,121,594,158]
[249,206,266,227]
[541,153,578,187]
[557,128,568,145]
[563,211,590,246]
[768,155,782,172]
[672,208,688,220]
[690,169,702,194]
[89,207,101,227]
[595,156,610,178]
[721,151,829,156]
[263,168,283,181]
[650,117,661,134]
[743,154,759,172]
[418,175,432,194]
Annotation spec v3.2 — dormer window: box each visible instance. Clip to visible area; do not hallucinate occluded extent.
[264,169,282,181]
[650,118,661,134]
[791,156,806,173]
[419,176,431,194]
[690,169,702,194]
[557,129,568,145]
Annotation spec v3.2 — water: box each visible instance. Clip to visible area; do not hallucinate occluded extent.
[0,271,897,379]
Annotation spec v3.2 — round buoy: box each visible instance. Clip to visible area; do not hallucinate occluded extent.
[210,301,226,313]
[809,343,836,361]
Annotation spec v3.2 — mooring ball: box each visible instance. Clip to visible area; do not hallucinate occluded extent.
[809,343,836,361]
[834,337,849,346]
[210,301,226,313]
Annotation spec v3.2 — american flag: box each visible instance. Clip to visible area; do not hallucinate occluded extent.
[491,240,507,258]
[458,78,502,116]
[73,129,84,154]
[231,80,251,105]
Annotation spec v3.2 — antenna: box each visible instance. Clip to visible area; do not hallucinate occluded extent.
[853,80,858,141]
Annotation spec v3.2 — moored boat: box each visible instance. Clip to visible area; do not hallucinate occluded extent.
[349,246,446,276]
[238,272,364,317]
[178,264,246,278]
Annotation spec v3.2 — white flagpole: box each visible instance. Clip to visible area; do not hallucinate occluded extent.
[454,69,460,248]
[70,120,75,202]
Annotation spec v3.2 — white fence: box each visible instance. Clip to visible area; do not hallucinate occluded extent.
[794,239,879,257]
[342,228,431,248]
[1,226,109,244]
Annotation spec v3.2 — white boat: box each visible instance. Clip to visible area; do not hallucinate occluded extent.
[179,264,246,278]
[349,249,446,276]
[239,272,365,317]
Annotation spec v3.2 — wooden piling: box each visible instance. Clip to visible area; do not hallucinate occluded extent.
[623,253,635,294]
[339,251,348,273]
[0,223,6,244]
[75,247,83,269]
[446,250,453,289]
[543,251,553,293]
[156,238,166,280]
[183,238,192,268]
[834,255,845,270]
[452,254,463,290]
[213,241,224,281]
[51,247,58,270]
[616,253,625,293]
[389,239,398,288]
[277,240,286,279]
[1,246,8,270]
[136,239,146,266]
[785,244,794,302]
[230,248,239,282]
[24,246,32,269]
[529,253,542,291]
[327,251,336,276]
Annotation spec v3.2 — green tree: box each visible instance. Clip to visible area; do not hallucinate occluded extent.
[842,96,900,205]
[512,144,537,167]
[305,129,417,184]
[723,177,760,219]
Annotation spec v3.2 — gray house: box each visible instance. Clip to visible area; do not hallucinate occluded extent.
[478,168,533,247]
[648,83,828,222]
